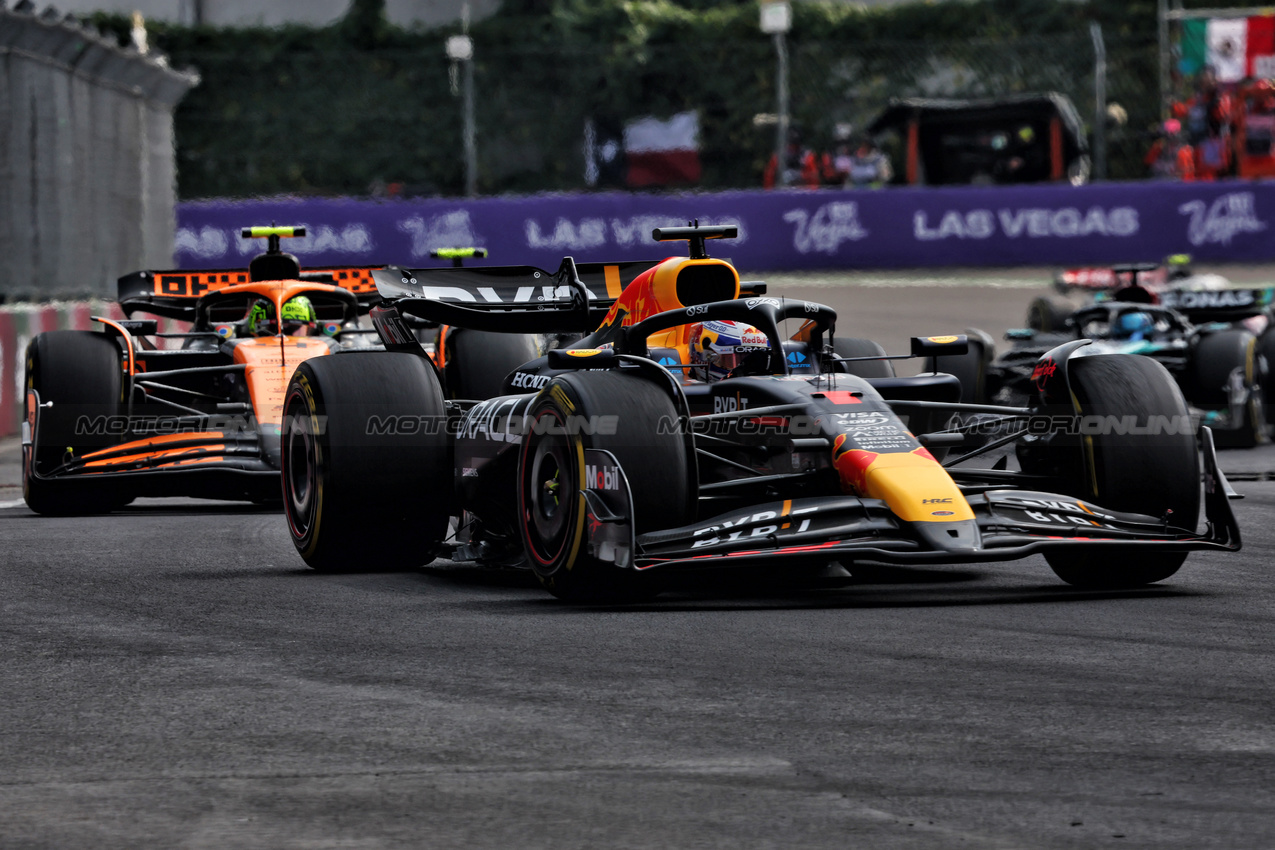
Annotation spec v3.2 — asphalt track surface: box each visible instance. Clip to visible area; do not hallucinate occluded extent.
[3,273,1275,849]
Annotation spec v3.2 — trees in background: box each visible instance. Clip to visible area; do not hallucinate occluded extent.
[91,0,1171,198]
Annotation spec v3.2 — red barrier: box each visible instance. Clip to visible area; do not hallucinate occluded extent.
[0,312,15,439]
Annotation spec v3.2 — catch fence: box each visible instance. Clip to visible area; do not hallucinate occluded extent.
[168,30,1158,200]
[0,4,198,300]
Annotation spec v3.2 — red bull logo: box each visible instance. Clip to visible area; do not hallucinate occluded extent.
[832,434,876,495]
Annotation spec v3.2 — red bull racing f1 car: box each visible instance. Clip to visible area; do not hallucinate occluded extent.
[279,225,1241,600]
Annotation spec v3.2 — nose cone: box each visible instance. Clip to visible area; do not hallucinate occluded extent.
[911,518,982,554]
[832,437,980,553]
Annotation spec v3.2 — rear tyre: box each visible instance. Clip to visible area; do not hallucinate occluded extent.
[1026,296,1071,332]
[931,332,992,405]
[519,370,692,602]
[1191,329,1264,448]
[1043,355,1199,588]
[23,331,129,515]
[442,328,539,400]
[282,352,452,571]
[832,338,895,378]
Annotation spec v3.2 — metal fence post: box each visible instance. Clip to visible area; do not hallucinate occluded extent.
[447,29,477,196]
[1158,0,1171,119]
[1091,21,1107,181]
[775,32,788,186]
[761,2,792,186]
[464,49,477,197]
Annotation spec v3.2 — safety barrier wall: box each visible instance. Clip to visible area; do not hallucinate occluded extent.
[0,303,194,438]
[175,181,1275,274]
[0,4,198,301]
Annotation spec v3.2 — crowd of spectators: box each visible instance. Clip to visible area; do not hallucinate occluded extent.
[763,129,892,190]
[1146,65,1275,181]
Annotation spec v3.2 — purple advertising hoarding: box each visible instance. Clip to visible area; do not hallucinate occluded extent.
[176,181,1275,273]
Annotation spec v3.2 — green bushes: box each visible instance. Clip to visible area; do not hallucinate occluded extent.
[89,1,1166,198]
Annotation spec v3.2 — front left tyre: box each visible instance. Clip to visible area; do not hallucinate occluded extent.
[519,369,693,602]
[1040,354,1200,589]
[282,352,452,571]
[23,331,130,515]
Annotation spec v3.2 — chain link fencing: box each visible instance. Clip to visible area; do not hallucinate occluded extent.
[168,30,1160,200]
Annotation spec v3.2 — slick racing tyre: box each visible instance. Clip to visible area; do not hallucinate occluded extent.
[23,331,130,515]
[1026,296,1071,333]
[1043,354,1199,588]
[929,330,997,453]
[931,330,994,405]
[832,338,895,378]
[519,370,692,602]
[282,352,452,571]
[1257,328,1275,426]
[1191,329,1265,449]
[441,328,539,400]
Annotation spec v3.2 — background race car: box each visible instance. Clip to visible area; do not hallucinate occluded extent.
[1027,255,1260,332]
[277,224,1240,602]
[950,262,1273,448]
[22,226,387,514]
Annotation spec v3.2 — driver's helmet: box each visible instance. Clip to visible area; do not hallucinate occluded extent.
[1113,311,1154,341]
[1165,253,1193,280]
[280,295,318,336]
[246,299,276,336]
[688,319,770,381]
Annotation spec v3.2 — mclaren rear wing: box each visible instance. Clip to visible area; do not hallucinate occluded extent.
[117,265,386,320]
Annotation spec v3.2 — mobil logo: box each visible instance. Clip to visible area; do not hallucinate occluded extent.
[585,462,622,491]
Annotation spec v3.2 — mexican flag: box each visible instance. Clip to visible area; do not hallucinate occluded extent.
[1181,16,1275,82]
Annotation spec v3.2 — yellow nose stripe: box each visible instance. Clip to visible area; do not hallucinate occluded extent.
[861,453,974,523]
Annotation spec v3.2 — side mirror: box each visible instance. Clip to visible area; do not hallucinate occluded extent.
[910,335,969,357]
[118,320,158,336]
[547,348,619,369]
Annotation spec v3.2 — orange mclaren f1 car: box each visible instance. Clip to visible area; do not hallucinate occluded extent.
[278,224,1242,601]
[21,226,387,514]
